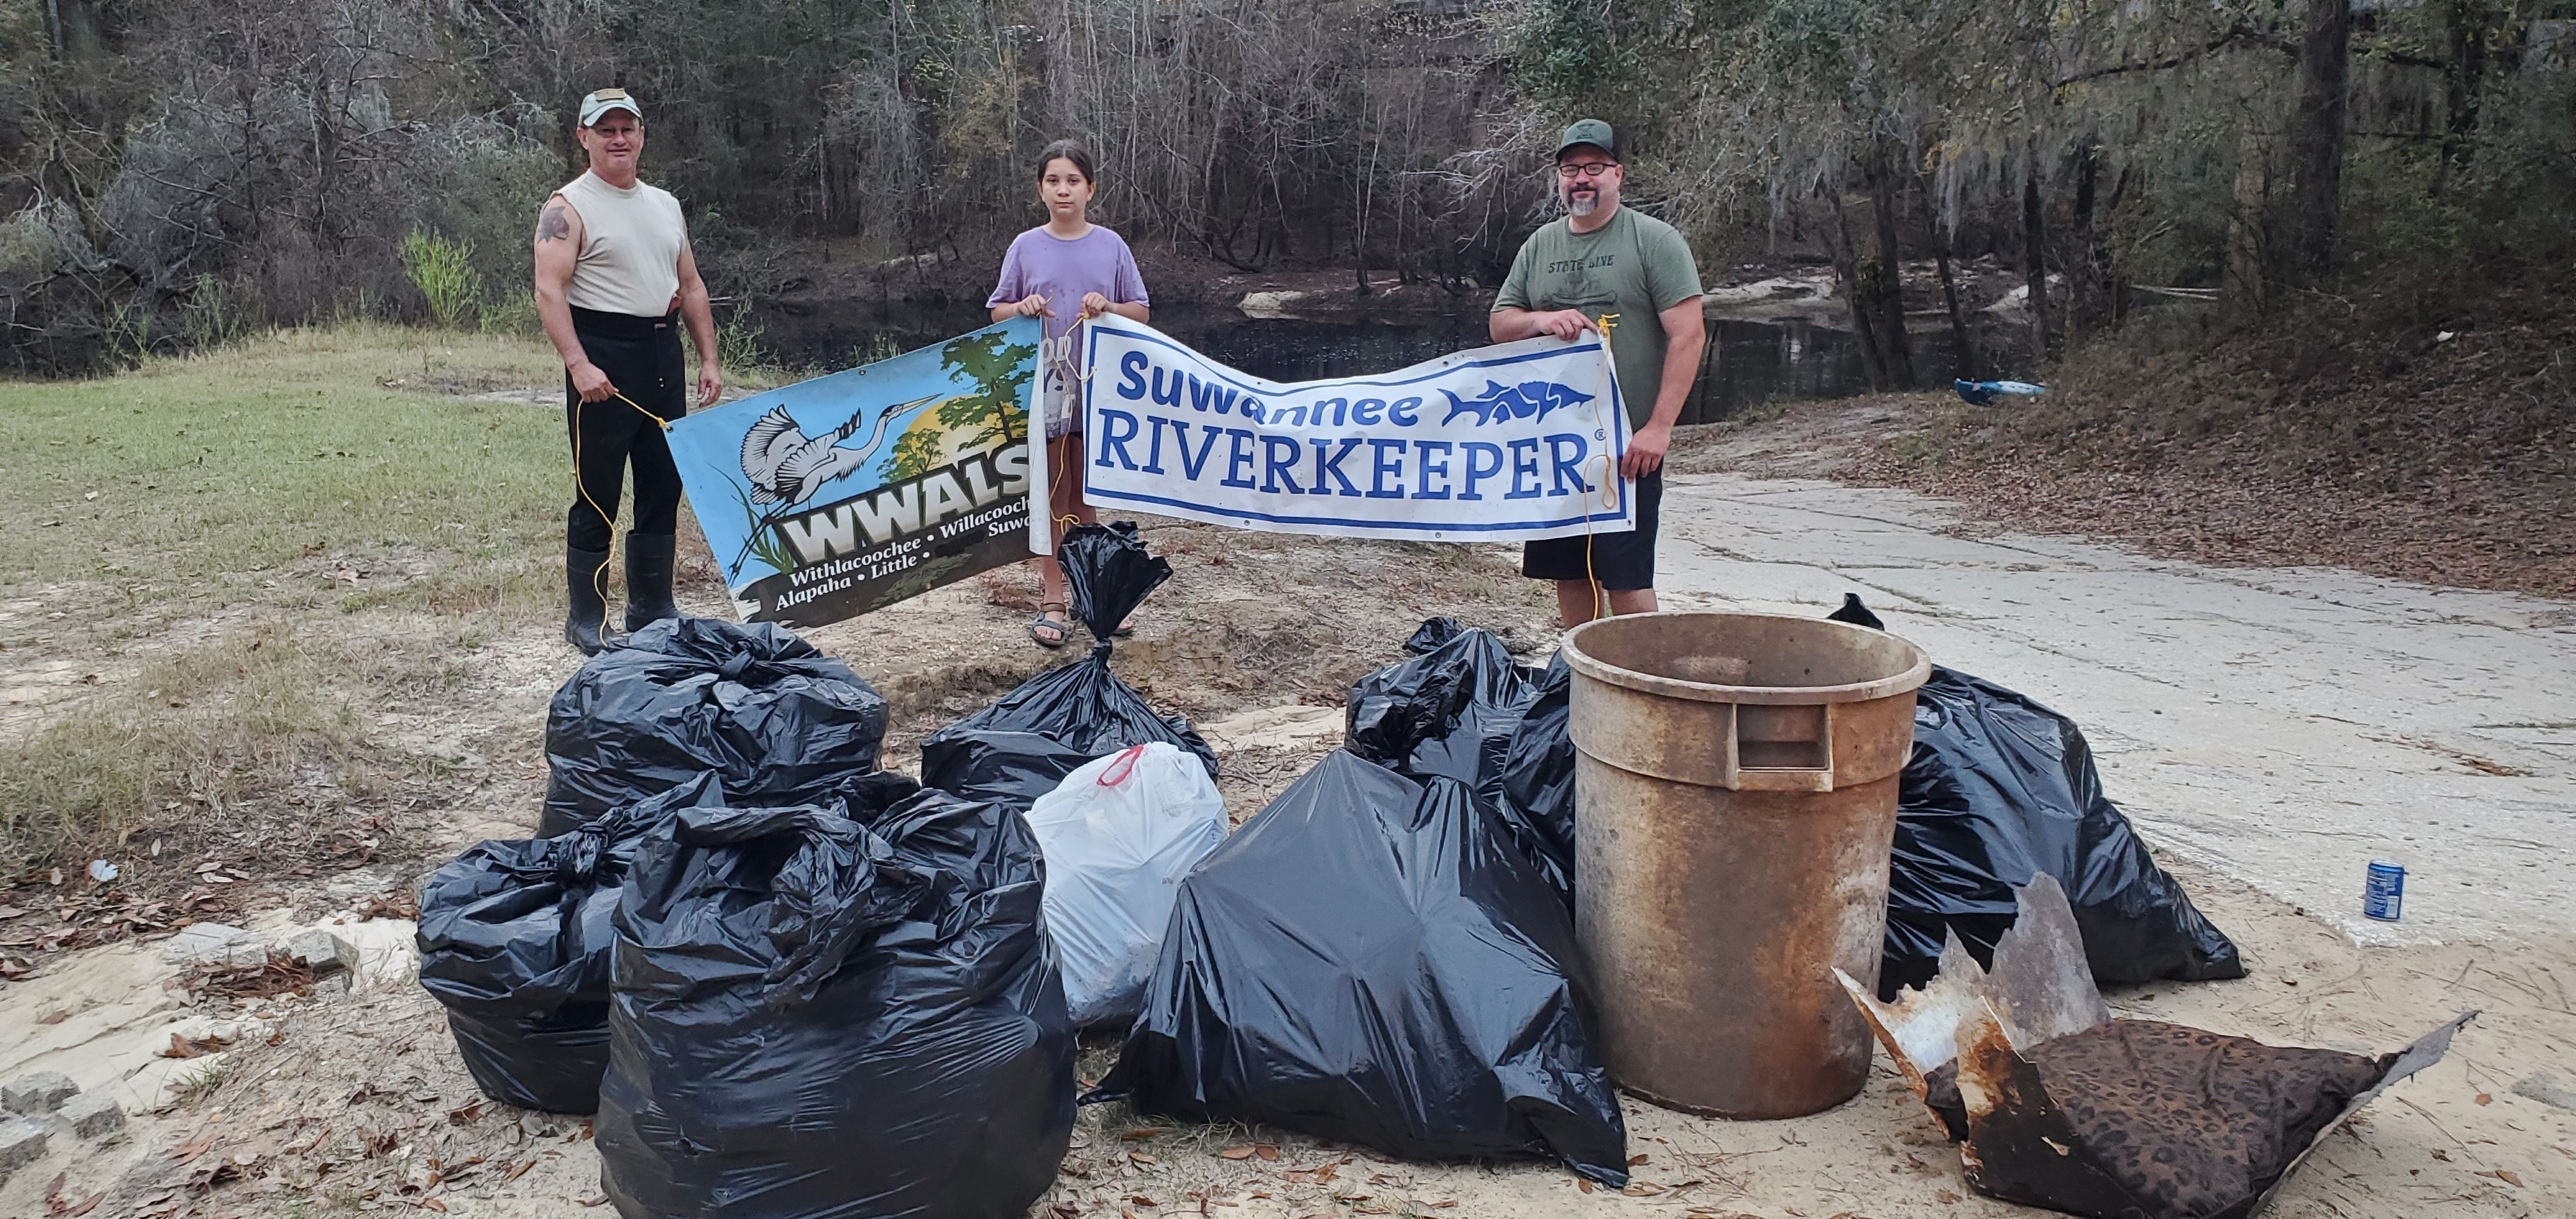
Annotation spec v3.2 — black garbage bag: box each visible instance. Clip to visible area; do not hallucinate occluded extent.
[1089,750,1628,1185]
[1345,619,1568,897]
[596,790,1075,1219]
[1827,592,1886,630]
[417,772,726,1114]
[541,617,889,837]
[1494,652,1577,900]
[1883,666,2246,997]
[922,523,1213,809]
[1345,618,1540,793]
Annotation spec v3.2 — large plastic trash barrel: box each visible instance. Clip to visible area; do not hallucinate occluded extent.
[1562,611,1930,1118]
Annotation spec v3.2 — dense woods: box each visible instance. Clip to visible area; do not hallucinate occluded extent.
[3,0,2570,379]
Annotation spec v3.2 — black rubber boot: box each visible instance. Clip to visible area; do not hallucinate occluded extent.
[624,532,679,632]
[565,544,617,656]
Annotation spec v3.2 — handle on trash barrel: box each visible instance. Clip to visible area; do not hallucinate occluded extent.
[1728,703,1835,792]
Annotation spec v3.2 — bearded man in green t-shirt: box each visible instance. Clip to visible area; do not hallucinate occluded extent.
[1491,119,1706,627]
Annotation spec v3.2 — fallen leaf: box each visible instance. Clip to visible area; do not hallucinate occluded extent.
[420,1201,449,1213]
[1935,1190,1962,1203]
[2476,1092,2492,1106]
[1130,1152,1158,1166]
[170,1134,218,1164]
[1128,1195,1158,1206]
[66,1192,103,1216]
[1220,1146,1255,1160]
[1121,1127,1165,1141]
[0,907,24,919]
[576,1196,609,1208]
[502,1159,537,1183]
[1254,1144,1280,1162]
[49,868,63,886]
[36,1008,68,1025]
[1629,1154,1649,1166]
[447,1101,484,1126]
[1312,1164,1336,1183]
[1577,1177,1595,1193]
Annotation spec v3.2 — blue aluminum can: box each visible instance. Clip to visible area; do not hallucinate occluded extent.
[2363,861,2405,921]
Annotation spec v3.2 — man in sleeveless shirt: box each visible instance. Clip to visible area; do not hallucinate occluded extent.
[533,88,723,654]
[1490,120,1705,629]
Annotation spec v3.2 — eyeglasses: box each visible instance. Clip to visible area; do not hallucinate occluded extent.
[1555,162,1618,180]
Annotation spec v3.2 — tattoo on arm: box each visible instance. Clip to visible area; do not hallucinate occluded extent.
[537,201,571,245]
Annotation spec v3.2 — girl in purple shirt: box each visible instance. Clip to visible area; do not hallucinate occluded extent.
[988,139,1151,648]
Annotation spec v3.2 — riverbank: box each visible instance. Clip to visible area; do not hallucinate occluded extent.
[1669,275,2576,600]
[2,322,2568,1218]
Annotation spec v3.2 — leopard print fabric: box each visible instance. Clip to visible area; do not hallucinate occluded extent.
[2026,1020,2387,1218]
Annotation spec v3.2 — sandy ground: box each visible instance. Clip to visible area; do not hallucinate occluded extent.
[2,464,2571,1216]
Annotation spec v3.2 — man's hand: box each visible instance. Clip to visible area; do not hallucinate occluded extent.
[1016,295,1053,319]
[696,361,724,409]
[1622,420,1671,479]
[570,360,616,404]
[1535,309,1596,341]
[1080,291,1112,318]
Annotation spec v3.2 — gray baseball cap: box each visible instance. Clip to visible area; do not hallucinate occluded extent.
[579,88,643,128]
[1554,119,1618,161]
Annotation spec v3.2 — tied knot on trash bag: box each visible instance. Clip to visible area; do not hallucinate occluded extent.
[923,523,1213,809]
[1089,749,1627,1186]
[542,616,890,838]
[1062,520,1170,641]
[599,785,1075,1219]
[417,771,732,1114]
[659,802,923,1010]
[1345,617,1572,901]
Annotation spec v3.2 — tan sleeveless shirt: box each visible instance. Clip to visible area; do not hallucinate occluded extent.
[557,171,687,318]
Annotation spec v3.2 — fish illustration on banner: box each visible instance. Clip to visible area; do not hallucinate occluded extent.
[664,316,1040,627]
[1078,314,1632,543]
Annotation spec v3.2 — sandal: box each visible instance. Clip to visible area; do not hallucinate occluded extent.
[1030,602,1071,650]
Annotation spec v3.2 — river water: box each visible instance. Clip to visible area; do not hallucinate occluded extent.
[762,301,2004,424]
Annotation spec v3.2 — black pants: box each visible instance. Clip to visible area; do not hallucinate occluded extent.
[566,307,688,553]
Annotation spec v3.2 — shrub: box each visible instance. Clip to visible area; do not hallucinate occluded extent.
[401,230,485,330]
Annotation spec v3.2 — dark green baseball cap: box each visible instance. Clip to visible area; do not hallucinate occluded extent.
[1554,119,1619,161]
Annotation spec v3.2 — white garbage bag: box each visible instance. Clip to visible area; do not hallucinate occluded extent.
[1024,742,1229,1027]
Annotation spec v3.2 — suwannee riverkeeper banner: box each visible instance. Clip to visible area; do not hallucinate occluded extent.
[664,316,1040,628]
[1077,314,1634,542]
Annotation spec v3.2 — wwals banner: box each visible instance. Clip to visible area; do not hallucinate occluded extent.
[665,317,1039,627]
[1078,315,1632,542]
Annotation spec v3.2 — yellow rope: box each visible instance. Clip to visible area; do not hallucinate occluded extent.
[569,388,676,643]
[1581,312,1620,624]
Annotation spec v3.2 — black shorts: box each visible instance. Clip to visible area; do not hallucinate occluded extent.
[1522,470,1662,591]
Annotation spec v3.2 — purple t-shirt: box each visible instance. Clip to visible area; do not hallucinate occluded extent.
[986,226,1150,436]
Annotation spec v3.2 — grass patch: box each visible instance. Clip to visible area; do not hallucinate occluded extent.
[0,323,606,867]
[0,616,486,866]
[2,323,573,612]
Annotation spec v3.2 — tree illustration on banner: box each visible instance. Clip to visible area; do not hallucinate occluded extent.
[880,330,1034,482]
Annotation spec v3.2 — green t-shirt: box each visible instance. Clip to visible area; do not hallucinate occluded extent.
[1492,207,1703,429]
